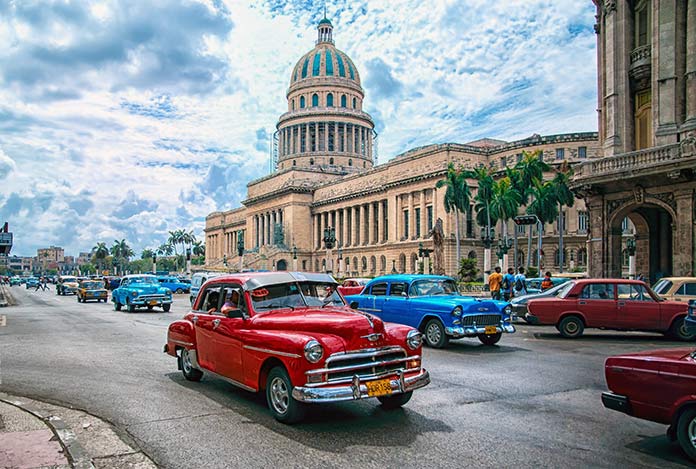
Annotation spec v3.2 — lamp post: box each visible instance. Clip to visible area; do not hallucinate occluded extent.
[322,226,336,273]
[337,242,343,277]
[152,254,157,274]
[626,236,637,279]
[418,242,424,274]
[222,254,228,271]
[496,238,513,270]
[292,245,298,271]
[391,259,397,273]
[186,248,191,276]
[480,226,495,285]
[237,230,244,272]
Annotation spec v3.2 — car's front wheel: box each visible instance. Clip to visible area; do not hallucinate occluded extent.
[378,391,413,409]
[175,288,183,294]
[180,348,203,382]
[558,315,584,338]
[668,317,696,341]
[266,366,306,424]
[163,304,171,312]
[677,407,696,462]
[423,319,449,348]
[113,299,121,311]
[478,332,502,345]
[127,300,136,313]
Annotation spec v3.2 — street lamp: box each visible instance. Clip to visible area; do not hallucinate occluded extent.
[391,259,397,273]
[185,248,192,275]
[418,242,424,274]
[480,226,496,285]
[322,226,336,273]
[292,245,298,271]
[496,238,513,262]
[222,254,228,271]
[337,242,343,276]
[626,236,637,279]
[237,230,244,272]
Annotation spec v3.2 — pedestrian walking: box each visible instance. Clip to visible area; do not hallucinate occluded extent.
[541,271,553,291]
[488,266,503,300]
[502,267,515,301]
[514,267,528,297]
[41,277,49,291]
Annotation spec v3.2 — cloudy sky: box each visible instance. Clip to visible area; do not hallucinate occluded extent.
[0,0,598,258]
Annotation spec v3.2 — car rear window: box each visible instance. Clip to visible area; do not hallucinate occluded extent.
[676,282,696,295]
[370,283,388,296]
[580,283,615,300]
[652,279,672,295]
[389,282,408,296]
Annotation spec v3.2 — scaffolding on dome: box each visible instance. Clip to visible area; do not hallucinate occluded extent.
[269,130,279,173]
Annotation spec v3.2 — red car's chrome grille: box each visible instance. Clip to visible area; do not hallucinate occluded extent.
[460,314,501,327]
[305,346,418,386]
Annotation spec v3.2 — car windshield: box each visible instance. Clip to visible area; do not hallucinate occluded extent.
[557,281,577,298]
[62,277,77,283]
[129,276,158,285]
[82,281,102,289]
[250,281,344,311]
[410,279,459,296]
[652,279,672,295]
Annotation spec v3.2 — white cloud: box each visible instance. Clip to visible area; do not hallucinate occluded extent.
[0,0,598,257]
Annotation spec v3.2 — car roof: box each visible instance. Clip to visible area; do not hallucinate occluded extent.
[124,274,156,279]
[205,271,337,290]
[572,278,646,284]
[367,274,453,283]
[657,277,696,282]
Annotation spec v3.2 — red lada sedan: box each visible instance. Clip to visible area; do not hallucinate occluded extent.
[602,348,696,462]
[526,279,694,340]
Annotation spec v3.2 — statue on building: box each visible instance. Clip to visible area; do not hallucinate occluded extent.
[429,218,445,275]
[273,223,285,248]
[680,131,696,157]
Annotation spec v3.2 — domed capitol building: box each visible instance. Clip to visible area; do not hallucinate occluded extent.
[205,4,696,281]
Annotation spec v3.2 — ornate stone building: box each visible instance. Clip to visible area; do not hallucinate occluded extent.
[205,18,600,278]
[573,0,695,281]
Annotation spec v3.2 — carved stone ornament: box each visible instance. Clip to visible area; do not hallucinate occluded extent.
[633,185,645,204]
[680,131,696,157]
[607,197,631,216]
[604,0,617,13]
[653,192,677,212]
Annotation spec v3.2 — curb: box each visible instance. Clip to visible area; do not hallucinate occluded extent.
[0,284,15,307]
[0,396,95,469]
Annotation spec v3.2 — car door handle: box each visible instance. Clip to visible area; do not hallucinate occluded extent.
[618,302,625,306]
[212,319,221,329]
[192,316,198,324]
[579,301,587,305]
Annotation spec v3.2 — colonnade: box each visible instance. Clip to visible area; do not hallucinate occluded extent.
[253,209,284,248]
[278,122,372,158]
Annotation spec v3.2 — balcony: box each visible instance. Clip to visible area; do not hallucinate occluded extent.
[629,44,651,85]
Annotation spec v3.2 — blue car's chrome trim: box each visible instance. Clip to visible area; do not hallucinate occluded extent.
[445,324,515,337]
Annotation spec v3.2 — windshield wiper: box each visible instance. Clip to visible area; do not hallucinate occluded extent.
[258,303,295,310]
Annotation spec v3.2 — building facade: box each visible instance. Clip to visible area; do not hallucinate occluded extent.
[205,18,600,278]
[573,0,695,281]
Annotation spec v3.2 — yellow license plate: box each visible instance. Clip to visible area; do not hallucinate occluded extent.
[484,326,497,335]
[149,300,157,305]
[366,379,392,397]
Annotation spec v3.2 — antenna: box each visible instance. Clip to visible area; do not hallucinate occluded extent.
[323,0,326,19]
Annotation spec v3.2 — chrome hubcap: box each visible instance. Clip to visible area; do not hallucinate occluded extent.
[270,377,289,414]
[566,322,578,333]
[689,417,696,448]
[426,323,441,344]
[181,349,192,374]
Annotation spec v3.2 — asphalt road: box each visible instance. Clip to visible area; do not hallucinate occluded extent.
[0,286,693,468]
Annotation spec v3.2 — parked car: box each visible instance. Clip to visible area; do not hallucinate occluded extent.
[602,348,696,462]
[164,271,430,423]
[686,300,696,334]
[112,274,173,312]
[76,280,108,303]
[652,277,696,303]
[9,277,22,286]
[337,278,370,296]
[189,271,223,305]
[157,276,190,294]
[25,277,39,289]
[524,277,571,294]
[344,274,515,348]
[56,276,79,295]
[510,282,569,319]
[526,279,695,340]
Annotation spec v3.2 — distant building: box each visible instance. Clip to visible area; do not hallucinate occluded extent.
[76,252,92,266]
[37,246,65,270]
[7,256,33,273]
[0,222,12,269]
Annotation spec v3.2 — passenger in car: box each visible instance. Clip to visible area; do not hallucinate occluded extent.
[206,291,220,313]
[221,290,240,315]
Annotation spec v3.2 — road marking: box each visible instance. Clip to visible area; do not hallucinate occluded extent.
[0,315,5,327]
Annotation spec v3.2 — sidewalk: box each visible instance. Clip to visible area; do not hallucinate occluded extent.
[0,284,16,307]
[0,393,156,469]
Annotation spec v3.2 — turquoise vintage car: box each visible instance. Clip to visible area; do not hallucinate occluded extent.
[345,274,515,348]
[111,274,173,313]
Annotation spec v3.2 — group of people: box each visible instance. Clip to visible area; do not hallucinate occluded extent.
[487,267,556,301]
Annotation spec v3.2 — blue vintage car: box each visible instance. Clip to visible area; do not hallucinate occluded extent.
[525,277,571,294]
[156,276,190,294]
[344,274,515,348]
[111,274,173,313]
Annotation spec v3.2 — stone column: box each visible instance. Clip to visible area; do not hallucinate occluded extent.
[352,205,360,245]
[685,0,696,132]
[673,189,695,275]
[655,0,680,144]
[377,200,384,243]
[588,196,606,278]
[420,190,427,239]
[600,1,625,155]
[317,212,324,250]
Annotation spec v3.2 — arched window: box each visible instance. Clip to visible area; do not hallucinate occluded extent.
[327,93,334,107]
[410,253,418,273]
[292,100,295,110]
[348,159,352,166]
[352,257,358,273]
[315,259,319,271]
[352,97,357,108]
[361,257,367,271]
[292,160,296,166]
[399,253,406,273]
[370,256,376,272]
[516,250,525,267]
[577,248,587,266]
[380,255,386,271]
[345,257,350,267]
[554,249,568,266]
[468,250,477,259]
[363,161,366,167]
[322,259,326,270]
[309,158,314,165]
[312,94,319,107]
[300,96,305,108]
[329,157,334,165]
[622,249,630,267]
[341,95,347,107]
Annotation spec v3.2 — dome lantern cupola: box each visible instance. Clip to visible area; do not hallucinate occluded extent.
[317,16,333,44]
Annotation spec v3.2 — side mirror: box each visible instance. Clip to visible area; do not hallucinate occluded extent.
[350,301,359,309]
[401,292,408,297]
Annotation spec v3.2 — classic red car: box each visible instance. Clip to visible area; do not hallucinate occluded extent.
[337,277,370,296]
[164,272,430,423]
[602,348,696,462]
[526,279,695,340]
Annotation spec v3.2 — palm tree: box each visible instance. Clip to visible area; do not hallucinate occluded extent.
[435,162,472,265]
[515,150,550,268]
[553,161,575,273]
[527,178,559,269]
[490,176,522,267]
[192,240,205,257]
[468,166,496,281]
[157,243,173,257]
[141,249,154,260]
[92,242,109,273]
[505,167,525,267]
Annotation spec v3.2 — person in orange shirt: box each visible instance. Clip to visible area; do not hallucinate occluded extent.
[488,266,503,300]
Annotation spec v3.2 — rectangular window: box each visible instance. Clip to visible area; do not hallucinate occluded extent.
[389,282,408,296]
[403,210,409,239]
[538,151,544,162]
[466,205,473,238]
[370,282,388,296]
[516,153,523,163]
[302,260,307,270]
[415,208,421,238]
[581,283,616,300]
[578,211,588,233]
[426,206,433,232]
[516,223,526,234]
[556,148,565,160]
[500,157,507,168]
[383,201,388,241]
[578,146,587,158]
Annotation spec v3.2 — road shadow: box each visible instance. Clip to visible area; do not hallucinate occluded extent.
[531,331,687,345]
[437,340,530,354]
[166,371,452,452]
[625,434,694,467]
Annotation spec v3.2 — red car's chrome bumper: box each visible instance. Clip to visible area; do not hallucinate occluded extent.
[291,369,430,403]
